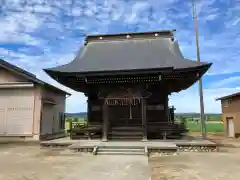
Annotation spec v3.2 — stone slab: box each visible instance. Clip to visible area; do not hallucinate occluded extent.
[41,138,216,149]
[175,140,217,146]
[65,155,151,180]
[69,140,178,150]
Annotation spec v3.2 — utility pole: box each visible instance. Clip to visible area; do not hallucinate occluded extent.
[192,0,206,138]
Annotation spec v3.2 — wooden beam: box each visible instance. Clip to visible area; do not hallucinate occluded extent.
[87,97,91,125]
[101,103,108,141]
[141,98,148,141]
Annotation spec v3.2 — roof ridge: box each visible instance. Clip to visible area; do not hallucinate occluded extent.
[84,36,173,45]
[87,29,175,37]
[85,30,176,44]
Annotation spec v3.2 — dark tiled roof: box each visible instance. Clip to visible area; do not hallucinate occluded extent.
[45,34,209,74]
[0,59,71,95]
[216,92,240,101]
[85,30,175,44]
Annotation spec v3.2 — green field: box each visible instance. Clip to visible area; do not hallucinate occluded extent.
[65,117,86,132]
[186,122,224,133]
[64,116,224,134]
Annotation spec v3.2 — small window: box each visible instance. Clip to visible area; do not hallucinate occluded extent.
[228,99,232,104]
[223,99,232,107]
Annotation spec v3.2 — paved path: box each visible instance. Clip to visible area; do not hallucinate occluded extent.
[63,155,150,180]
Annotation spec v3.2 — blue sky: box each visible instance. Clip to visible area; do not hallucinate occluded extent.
[0,0,239,113]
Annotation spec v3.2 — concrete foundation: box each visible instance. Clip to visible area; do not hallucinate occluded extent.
[40,137,217,155]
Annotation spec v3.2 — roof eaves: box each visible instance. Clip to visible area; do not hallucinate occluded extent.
[44,66,175,77]
[216,92,240,101]
[0,59,71,96]
[173,62,212,73]
[41,82,71,96]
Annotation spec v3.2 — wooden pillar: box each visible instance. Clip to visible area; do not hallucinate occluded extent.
[165,95,169,123]
[69,121,72,139]
[87,98,92,140]
[141,98,147,141]
[87,97,91,123]
[102,101,108,141]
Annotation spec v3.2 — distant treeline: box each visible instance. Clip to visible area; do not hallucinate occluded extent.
[65,112,87,118]
[65,112,221,121]
[175,113,221,116]
[175,113,221,121]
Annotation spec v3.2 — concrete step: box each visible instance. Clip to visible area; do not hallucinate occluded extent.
[97,151,145,155]
[98,148,144,152]
[110,131,143,135]
[98,145,144,149]
[97,146,145,155]
[108,135,142,139]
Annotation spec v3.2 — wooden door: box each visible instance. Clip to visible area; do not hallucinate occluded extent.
[0,92,7,135]
[4,89,34,135]
[109,104,141,126]
[40,104,54,135]
[227,118,234,137]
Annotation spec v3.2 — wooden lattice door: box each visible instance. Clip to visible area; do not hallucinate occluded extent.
[109,103,141,127]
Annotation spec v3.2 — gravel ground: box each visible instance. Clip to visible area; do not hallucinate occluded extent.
[0,144,150,180]
[1,137,240,180]
[150,146,240,180]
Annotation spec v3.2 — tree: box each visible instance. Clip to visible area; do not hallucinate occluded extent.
[73,117,79,122]
[179,116,187,125]
[65,118,72,123]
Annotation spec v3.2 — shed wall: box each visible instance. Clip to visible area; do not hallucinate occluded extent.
[221,96,240,137]
[40,87,66,138]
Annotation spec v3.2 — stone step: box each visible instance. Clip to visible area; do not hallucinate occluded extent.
[98,145,144,149]
[109,137,143,140]
[98,148,144,152]
[111,127,143,132]
[96,145,145,155]
[97,151,145,155]
[109,131,143,135]
[110,130,143,133]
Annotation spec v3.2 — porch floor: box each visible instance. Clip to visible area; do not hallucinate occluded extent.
[40,136,216,149]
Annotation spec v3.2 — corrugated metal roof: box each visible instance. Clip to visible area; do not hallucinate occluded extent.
[45,37,208,73]
[216,92,240,101]
[0,59,71,95]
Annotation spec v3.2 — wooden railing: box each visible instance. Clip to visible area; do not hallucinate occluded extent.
[69,121,188,140]
[147,122,188,139]
[69,122,102,140]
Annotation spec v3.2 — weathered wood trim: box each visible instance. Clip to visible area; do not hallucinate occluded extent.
[142,98,147,141]
[91,105,101,111]
[0,82,34,88]
[102,103,108,141]
[147,104,164,110]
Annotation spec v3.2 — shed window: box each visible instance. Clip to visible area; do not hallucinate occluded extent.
[223,99,232,107]
[228,99,232,104]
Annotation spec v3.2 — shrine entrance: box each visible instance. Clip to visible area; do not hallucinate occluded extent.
[100,87,148,141]
[108,101,142,127]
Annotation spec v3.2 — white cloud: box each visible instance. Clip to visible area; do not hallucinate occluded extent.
[0,0,239,113]
[211,76,240,88]
[231,17,240,26]
[124,2,149,24]
[170,85,240,113]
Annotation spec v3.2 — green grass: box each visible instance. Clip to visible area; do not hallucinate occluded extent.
[64,117,224,134]
[187,122,224,133]
[65,118,86,132]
